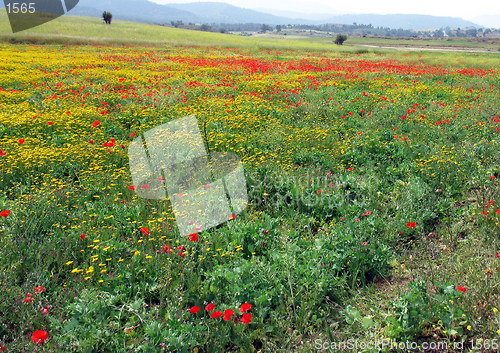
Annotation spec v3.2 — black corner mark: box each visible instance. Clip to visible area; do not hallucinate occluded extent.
[64,0,78,11]
[3,0,80,33]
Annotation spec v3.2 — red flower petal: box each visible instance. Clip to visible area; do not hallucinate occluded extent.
[210,311,223,318]
[0,210,10,217]
[205,303,215,311]
[34,286,46,293]
[189,306,200,314]
[239,303,252,313]
[240,313,252,324]
[456,286,466,292]
[222,309,235,321]
[188,233,199,241]
[31,330,49,344]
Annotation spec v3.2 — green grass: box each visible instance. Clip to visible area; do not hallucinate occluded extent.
[0,9,346,51]
[0,13,499,353]
[344,36,500,49]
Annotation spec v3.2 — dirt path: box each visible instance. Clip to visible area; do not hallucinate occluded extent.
[354,43,497,53]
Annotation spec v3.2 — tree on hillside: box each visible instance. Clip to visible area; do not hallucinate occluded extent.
[260,24,272,33]
[334,34,348,45]
[103,11,113,25]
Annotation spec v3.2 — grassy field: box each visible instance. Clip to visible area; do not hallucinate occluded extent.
[0,10,343,51]
[0,13,499,353]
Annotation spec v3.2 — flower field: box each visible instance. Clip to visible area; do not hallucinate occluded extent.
[0,42,499,352]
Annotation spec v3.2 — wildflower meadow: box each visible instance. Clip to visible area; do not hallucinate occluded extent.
[0,41,499,352]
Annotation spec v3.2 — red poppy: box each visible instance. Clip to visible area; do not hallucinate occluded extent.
[128,185,136,190]
[0,149,6,156]
[205,303,215,311]
[228,214,236,220]
[239,303,252,313]
[457,286,466,292]
[47,121,53,125]
[130,133,136,137]
[240,313,252,324]
[92,121,101,128]
[189,306,200,314]
[406,222,417,228]
[34,286,46,293]
[18,139,25,144]
[0,345,6,351]
[140,227,150,236]
[88,140,94,144]
[80,233,86,240]
[222,309,235,321]
[495,253,500,258]
[188,233,199,241]
[0,210,10,217]
[347,167,354,171]
[31,330,48,344]
[161,244,173,253]
[23,296,34,303]
[140,184,150,189]
[210,311,223,318]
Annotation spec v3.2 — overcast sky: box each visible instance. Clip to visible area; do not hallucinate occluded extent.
[151,0,499,20]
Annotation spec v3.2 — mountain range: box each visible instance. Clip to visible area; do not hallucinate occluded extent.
[0,0,487,30]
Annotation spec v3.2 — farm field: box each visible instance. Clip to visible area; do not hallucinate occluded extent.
[0,26,499,353]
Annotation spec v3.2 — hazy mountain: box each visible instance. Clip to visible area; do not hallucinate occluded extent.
[255,8,340,21]
[166,2,297,24]
[0,0,482,29]
[67,0,203,24]
[320,14,481,30]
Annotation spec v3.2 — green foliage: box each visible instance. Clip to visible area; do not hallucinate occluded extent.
[334,34,348,45]
[102,11,113,25]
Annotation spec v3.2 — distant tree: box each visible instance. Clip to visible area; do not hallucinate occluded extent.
[171,20,184,28]
[261,24,272,33]
[465,28,477,37]
[276,25,282,32]
[200,24,212,32]
[334,34,347,45]
[102,11,112,24]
